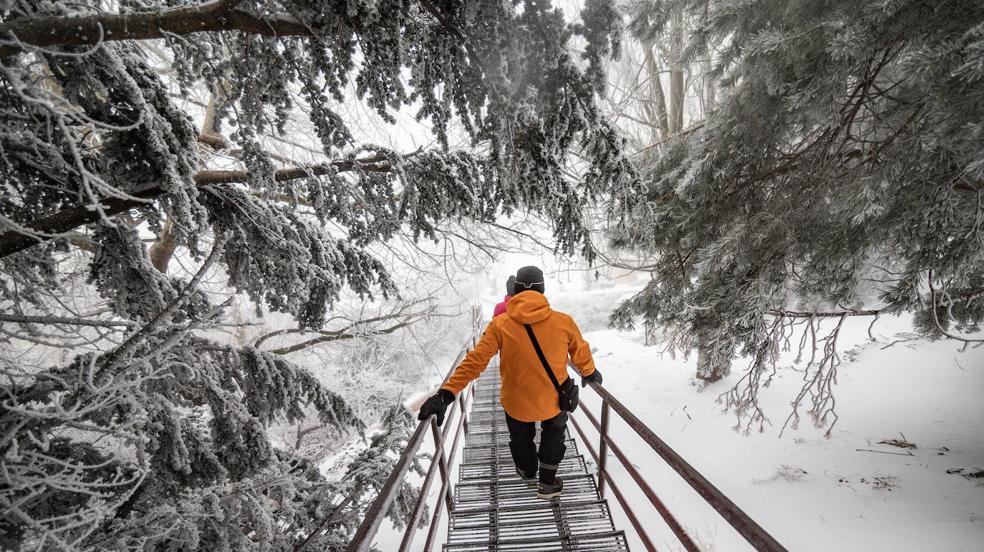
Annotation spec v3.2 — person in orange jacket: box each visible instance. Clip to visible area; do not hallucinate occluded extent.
[418,266,603,499]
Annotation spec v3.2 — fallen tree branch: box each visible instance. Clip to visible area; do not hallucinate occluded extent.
[855,448,914,457]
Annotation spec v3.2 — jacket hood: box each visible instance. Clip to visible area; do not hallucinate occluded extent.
[505,291,552,324]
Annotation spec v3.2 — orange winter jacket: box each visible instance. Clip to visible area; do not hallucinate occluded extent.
[441,291,596,422]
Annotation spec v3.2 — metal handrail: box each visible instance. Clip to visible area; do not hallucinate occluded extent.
[345,307,484,552]
[571,379,788,552]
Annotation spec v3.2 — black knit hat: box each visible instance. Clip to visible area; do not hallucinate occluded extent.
[505,275,516,296]
[513,266,545,295]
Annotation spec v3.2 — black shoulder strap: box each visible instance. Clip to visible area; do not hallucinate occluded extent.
[524,324,562,392]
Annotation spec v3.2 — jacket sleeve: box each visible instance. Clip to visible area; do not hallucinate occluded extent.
[441,321,501,395]
[567,318,596,377]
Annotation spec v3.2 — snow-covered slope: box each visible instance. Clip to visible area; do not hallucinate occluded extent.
[576,314,984,551]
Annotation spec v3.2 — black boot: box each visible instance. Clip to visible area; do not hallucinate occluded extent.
[537,463,563,499]
[515,467,537,488]
[536,477,564,500]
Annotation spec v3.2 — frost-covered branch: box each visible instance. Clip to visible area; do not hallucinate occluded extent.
[270,317,425,355]
[0,152,398,259]
[254,299,435,351]
[0,313,134,328]
[767,308,882,318]
[0,1,310,57]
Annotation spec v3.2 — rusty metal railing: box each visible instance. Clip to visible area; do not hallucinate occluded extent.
[569,379,788,552]
[345,307,483,552]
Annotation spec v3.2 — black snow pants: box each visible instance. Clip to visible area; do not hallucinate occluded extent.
[505,411,568,484]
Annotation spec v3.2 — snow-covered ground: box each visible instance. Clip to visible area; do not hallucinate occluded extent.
[566,295,984,551]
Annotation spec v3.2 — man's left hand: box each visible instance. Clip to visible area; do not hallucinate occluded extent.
[581,369,603,388]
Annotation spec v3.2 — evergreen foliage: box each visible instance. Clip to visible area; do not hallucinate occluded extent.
[0,0,627,548]
[612,0,984,431]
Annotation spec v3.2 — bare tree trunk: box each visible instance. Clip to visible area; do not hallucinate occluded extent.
[631,56,660,146]
[294,424,320,450]
[668,2,685,134]
[642,41,670,139]
[702,56,716,112]
[201,84,227,139]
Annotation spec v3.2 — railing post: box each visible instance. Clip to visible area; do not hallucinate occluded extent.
[588,381,788,552]
[397,418,445,552]
[346,422,431,552]
[459,392,469,435]
[597,401,610,498]
[569,413,658,552]
[423,382,470,552]
[430,415,454,513]
[581,398,701,552]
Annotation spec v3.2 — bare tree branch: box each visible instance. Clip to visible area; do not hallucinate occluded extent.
[253,299,433,349]
[768,308,882,318]
[270,318,423,356]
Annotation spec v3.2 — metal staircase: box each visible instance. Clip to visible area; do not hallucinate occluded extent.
[443,362,630,552]
[346,307,785,552]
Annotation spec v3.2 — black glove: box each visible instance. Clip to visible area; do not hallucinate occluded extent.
[417,389,455,426]
[581,369,603,388]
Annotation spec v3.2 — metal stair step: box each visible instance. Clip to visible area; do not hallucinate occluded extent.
[465,420,575,437]
[447,499,616,544]
[462,438,579,460]
[459,454,587,480]
[454,473,602,508]
[442,530,630,551]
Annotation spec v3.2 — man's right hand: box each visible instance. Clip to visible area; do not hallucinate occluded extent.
[417,389,455,426]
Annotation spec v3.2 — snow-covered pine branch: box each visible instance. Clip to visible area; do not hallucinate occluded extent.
[609,0,984,432]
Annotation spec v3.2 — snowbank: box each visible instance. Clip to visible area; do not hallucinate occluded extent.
[575,314,984,551]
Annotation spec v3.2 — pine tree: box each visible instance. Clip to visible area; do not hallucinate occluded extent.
[0,0,629,548]
[611,0,984,432]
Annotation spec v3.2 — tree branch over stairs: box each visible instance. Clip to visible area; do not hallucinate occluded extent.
[0,153,396,259]
[0,0,311,57]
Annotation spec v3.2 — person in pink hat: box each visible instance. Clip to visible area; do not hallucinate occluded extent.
[492,275,515,318]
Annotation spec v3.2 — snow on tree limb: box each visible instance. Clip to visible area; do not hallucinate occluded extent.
[0,1,311,57]
[0,152,398,258]
[613,0,984,433]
